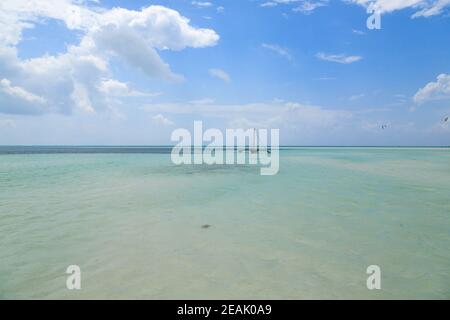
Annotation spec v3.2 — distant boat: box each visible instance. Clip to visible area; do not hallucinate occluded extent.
[245,128,271,154]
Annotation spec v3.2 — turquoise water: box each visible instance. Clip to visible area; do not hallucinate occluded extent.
[0,147,449,299]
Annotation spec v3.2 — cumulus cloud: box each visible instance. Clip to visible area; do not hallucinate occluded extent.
[413,74,450,104]
[209,68,231,82]
[0,0,97,46]
[0,78,46,104]
[0,1,219,115]
[97,79,159,97]
[152,114,175,126]
[316,52,362,64]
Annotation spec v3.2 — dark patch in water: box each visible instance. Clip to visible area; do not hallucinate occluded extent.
[201,224,211,229]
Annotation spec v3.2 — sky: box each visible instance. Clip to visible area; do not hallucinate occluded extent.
[0,0,449,146]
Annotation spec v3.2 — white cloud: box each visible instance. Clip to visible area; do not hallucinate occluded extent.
[260,2,279,7]
[347,0,450,18]
[0,0,98,46]
[152,114,175,126]
[316,52,362,64]
[293,0,329,14]
[261,0,450,17]
[413,0,450,17]
[0,2,219,115]
[262,43,293,61]
[0,78,46,104]
[71,81,95,113]
[260,0,328,13]
[91,25,183,82]
[90,6,219,81]
[414,74,450,104]
[110,6,219,50]
[192,1,213,8]
[98,79,134,97]
[98,79,159,97]
[260,0,302,7]
[347,0,423,13]
[209,68,231,82]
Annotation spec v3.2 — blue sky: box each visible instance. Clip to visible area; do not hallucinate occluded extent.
[0,0,449,145]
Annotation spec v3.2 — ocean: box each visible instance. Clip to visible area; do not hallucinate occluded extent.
[0,147,449,299]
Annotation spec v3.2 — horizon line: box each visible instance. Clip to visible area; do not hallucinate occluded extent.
[0,145,449,148]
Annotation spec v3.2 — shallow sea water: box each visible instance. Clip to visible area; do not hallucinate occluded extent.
[0,147,449,299]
